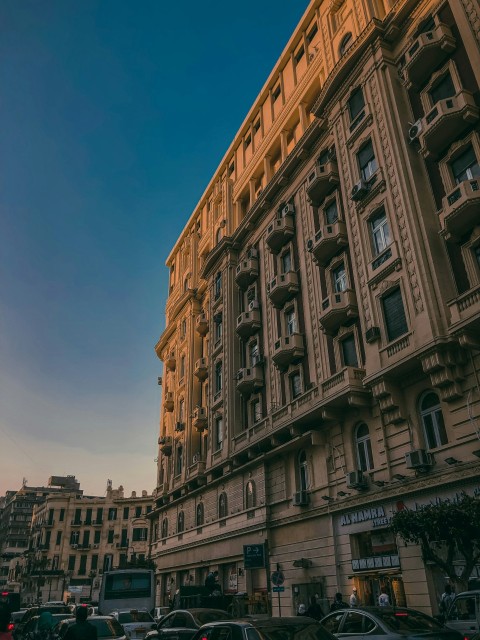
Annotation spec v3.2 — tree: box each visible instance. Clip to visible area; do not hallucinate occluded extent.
[390,492,480,591]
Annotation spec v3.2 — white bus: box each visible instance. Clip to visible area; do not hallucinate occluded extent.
[98,569,155,615]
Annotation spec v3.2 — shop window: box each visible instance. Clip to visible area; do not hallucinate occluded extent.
[285,307,297,335]
[429,72,455,106]
[332,262,347,292]
[339,32,353,56]
[290,371,303,399]
[451,145,480,184]
[297,450,309,491]
[177,512,184,534]
[370,209,391,256]
[341,334,358,367]
[324,199,339,224]
[218,492,228,519]
[348,87,365,127]
[358,140,378,181]
[355,423,373,471]
[382,287,408,341]
[196,503,204,527]
[419,391,448,449]
[161,518,168,539]
[281,249,292,273]
[245,480,256,509]
[175,445,183,476]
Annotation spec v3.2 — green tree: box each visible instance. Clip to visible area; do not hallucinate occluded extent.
[390,493,480,591]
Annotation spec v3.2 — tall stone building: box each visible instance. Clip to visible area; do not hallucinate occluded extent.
[150,0,480,616]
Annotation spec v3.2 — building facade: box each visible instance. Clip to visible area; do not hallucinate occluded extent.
[6,482,152,605]
[150,0,480,617]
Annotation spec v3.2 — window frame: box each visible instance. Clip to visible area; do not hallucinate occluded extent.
[357,139,378,182]
[381,285,409,343]
[218,492,228,520]
[355,422,374,472]
[290,369,303,400]
[369,208,391,257]
[420,60,462,113]
[419,391,448,450]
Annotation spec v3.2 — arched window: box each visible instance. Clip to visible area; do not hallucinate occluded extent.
[196,503,204,527]
[218,492,228,519]
[298,450,309,491]
[245,481,256,509]
[177,511,184,534]
[175,445,183,476]
[339,32,353,56]
[355,423,374,471]
[161,518,168,539]
[419,391,448,449]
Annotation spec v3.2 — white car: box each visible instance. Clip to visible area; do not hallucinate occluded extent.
[111,610,157,640]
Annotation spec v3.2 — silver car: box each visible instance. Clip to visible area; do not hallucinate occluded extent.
[111,610,157,640]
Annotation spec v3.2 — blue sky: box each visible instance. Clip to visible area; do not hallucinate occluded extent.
[0,0,308,496]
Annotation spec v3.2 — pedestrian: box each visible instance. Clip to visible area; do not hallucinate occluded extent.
[439,584,455,616]
[330,593,349,612]
[378,588,390,607]
[349,587,359,607]
[0,606,13,640]
[205,570,219,594]
[63,605,97,640]
[297,604,307,616]
[306,595,324,620]
[31,612,55,640]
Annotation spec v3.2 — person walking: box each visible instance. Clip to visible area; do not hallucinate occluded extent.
[306,595,324,620]
[330,593,349,612]
[205,570,219,594]
[378,588,390,607]
[439,584,455,615]
[32,612,55,640]
[349,587,359,607]
[297,604,307,616]
[63,606,97,640]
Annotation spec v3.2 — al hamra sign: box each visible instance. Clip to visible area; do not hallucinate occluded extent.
[340,506,390,528]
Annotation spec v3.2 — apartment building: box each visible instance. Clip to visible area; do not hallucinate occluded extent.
[150,0,480,616]
[0,476,81,590]
[11,482,152,605]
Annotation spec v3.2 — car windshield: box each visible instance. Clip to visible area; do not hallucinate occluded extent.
[89,619,125,637]
[118,612,153,623]
[375,610,444,632]
[253,621,332,640]
[195,612,232,625]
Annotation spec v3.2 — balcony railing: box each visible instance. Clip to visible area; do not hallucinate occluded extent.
[236,308,262,338]
[265,213,295,253]
[306,159,340,206]
[402,23,456,88]
[193,407,208,432]
[236,364,265,395]
[272,333,305,370]
[235,256,259,289]
[439,178,480,241]
[195,314,209,336]
[319,289,358,334]
[267,271,299,308]
[308,220,348,267]
[194,358,208,381]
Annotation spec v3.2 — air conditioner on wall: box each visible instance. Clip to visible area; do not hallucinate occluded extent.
[292,490,310,506]
[248,300,260,311]
[247,248,258,259]
[282,203,295,216]
[351,180,369,201]
[346,470,368,490]
[405,449,433,470]
[408,119,423,142]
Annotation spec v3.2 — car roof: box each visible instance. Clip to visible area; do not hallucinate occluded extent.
[455,590,480,597]
[170,609,229,614]
[325,606,427,614]
[200,617,318,626]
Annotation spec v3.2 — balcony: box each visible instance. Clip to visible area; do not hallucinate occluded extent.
[319,289,358,334]
[193,407,208,432]
[236,364,265,395]
[448,283,480,333]
[164,392,174,412]
[308,220,348,267]
[70,520,82,527]
[267,271,299,308]
[235,256,259,289]
[195,314,209,336]
[194,357,208,381]
[187,457,207,489]
[236,308,261,338]
[159,436,173,456]
[420,91,479,159]
[265,213,295,253]
[439,179,480,241]
[165,354,176,371]
[366,241,401,284]
[272,333,305,370]
[305,160,340,206]
[321,366,368,406]
[402,23,456,89]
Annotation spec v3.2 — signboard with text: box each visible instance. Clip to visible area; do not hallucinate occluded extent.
[243,544,266,569]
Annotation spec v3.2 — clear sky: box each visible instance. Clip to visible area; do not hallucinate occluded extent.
[0,0,308,497]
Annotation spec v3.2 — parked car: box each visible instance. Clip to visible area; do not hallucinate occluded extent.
[111,610,157,640]
[10,611,27,635]
[14,606,71,640]
[444,590,480,639]
[54,616,127,640]
[190,617,335,640]
[21,614,72,640]
[146,609,232,640]
[152,608,170,624]
[320,606,463,640]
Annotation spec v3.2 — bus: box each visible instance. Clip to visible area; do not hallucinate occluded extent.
[98,569,155,615]
[0,591,21,613]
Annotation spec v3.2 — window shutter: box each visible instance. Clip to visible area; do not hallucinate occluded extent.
[383,288,408,341]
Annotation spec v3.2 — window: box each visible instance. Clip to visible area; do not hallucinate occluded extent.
[196,503,204,527]
[215,415,224,450]
[215,361,223,393]
[324,200,339,224]
[370,210,391,255]
[341,334,358,367]
[319,148,331,165]
[84,508,92,525]
[175,445,183,476]
[228,161,235,176]
[281,250,292,273]
[179,399,185,422]
[348,87,365,123]
[244,134,251,149]
[286,308,297,335]
[107,530,114,544]
[298,450,309,491]
[94,530,101,544]
[272,85,281,102]
[68,555,75,572]
[475,245,480,269]
[91,555,98,571]
[332,263,347,292]
[103,555,113,572]
[246,481,256,509]
[70,530,79,545]
[358,140,378,181]
[132,527,147,541]
[216,227,222,244]
[339,32,353,56]
[135,506,142,518]
[429,72,455,105]
[294,46,305,63]
[307,23,318,43]
[161,518,168,539]
[253,120,261,133]
[177,512,184,534]
[123,507,129,520]
[419,391,448,449]
[59,508,65,522]
[291,371,302,399]
[451,146,480,184]
[249,341,260,365]
[82,530,90,547]
[181,319,187,338]
[382,287,408,341]
[108,508,117,521]
[355,423,374,471]
[179,356,185,379]
[78,555,87,575]
[214,272,222,299]
[96,508,103,524]
[214,313,223,343]
[218,492,228,519]
[183,278,189,292]
[251,398,262,424]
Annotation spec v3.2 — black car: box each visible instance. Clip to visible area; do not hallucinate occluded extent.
[190,617,336,640]
[320,606,464,640]
[21,614,72,640]
[146,609,232,640]
[14,606,71,640]
[54,616,127,640]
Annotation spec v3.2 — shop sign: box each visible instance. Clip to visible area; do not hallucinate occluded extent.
[351,554,400,572]
[341,506,389,528]
[228,568,238,591]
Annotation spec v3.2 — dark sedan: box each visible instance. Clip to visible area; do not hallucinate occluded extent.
[54,616,127,640]
[190,617,335,640]
[146,609,232,640]
[321,606,464,640]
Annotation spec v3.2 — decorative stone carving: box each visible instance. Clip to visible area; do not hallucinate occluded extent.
[370,378,405,425]
[420,345,466,402]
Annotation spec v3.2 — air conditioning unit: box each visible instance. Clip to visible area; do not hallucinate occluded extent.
[292,490,310,506]
[405,449,433,470]
[351,180,369,201]
[307,239,314,251]
[408,119,423,142]
[175,422,185,432]
[282,203,295,217]
[192,453,201,464]
[248,300,260,311]
[93,544,99,549]
[346,470,368,490]
[247,248,258,259]
[71,544,78,549]
[365,326,381,343]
